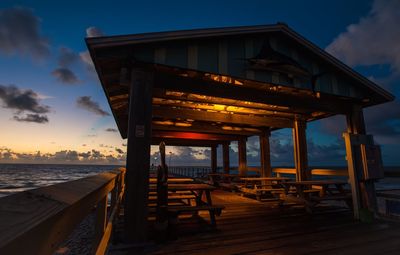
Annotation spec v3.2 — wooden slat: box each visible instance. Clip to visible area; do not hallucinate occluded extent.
[110,190,400,255]
[152,106,293,128]
[154,71,353,114]
[152,130,244,141]
[152,121,262,136]
[311,168,348,176]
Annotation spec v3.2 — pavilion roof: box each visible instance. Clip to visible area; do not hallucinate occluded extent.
[86,23,394,140]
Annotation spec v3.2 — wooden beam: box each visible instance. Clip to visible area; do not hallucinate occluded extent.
[292,119,309,181]
[152,122,262,136]
[151,138,220,147]
[124,68,153,243]
[211,145,217,173]
[238,137,247,176]
[259,129,272,177]
[154,71,352,114]
[152,130,245,141]
[222,142,230,174]
[152,88,309,115]
[152,106,293,128]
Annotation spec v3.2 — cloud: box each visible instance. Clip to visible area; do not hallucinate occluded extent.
[58,47,79,67]
[13,114,48,123]
[325,0,400,145]
[54,150,79,161]
[79,27,105,75]
[99,144,113,148]
[105,128,118,132]
[0,147,126,165]
[76,96,110,116]
[364,101,400,144]
[326,0,400,75]
[86,26,104,37]
[0,84,51,123]
[0,7,49,58]
[51,68,79,84]
[79,51,96,73]
[319,91,400,145]
[0,84,50,113]
[51,47,81,84]
[115,148,124,154]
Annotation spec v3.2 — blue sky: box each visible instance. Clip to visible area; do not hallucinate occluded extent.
[0,0,399,166]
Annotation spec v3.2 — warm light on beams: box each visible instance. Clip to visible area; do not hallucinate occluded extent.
[152,120,193,127]
[163,91,291,111]
[152,97,294,118]
[206,73,244,85]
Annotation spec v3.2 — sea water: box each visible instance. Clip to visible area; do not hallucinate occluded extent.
[0,164,399,198]
[0,163,120,198]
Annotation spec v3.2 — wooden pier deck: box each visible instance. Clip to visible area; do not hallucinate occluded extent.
[110,190,400,255]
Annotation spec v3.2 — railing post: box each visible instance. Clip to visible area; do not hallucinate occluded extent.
[94,195,107,251]
[110,175,119,211]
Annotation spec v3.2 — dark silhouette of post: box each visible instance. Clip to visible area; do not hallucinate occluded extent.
[222,142,230,174]
[293,118,309,181]
[156,142,168,241]
[238,138,247,176]
[124,68,153,243]
[211,145,217,173]
[259,129,271,177]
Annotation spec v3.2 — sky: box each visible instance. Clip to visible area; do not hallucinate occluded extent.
[0,0,399,166]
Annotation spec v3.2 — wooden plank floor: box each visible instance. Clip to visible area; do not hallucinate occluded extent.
[110,190,400,255]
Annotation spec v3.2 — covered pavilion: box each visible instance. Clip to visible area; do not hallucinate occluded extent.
[86,23,394,243]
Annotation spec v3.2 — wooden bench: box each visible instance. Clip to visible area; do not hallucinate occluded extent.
[148,195,197,204]
[241,187,285,201]
[167,204,225,227]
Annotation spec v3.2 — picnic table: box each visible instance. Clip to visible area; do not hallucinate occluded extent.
[207,173,259,191]
[165,184,224,227]
[149,177,194,184]
[281,180,351,212]
[239,177,291,201]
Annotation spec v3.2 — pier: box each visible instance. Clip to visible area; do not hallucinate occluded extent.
[1,24,398,254]
[1,171,400,254]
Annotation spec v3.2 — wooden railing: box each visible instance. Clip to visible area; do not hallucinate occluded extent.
[169,166,212,178]
[273,168,296,177]
[0,167,126,255]
[273,168,348,177]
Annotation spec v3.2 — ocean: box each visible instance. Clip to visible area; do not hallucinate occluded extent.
[0,163,399,198]
[0,163,121,198]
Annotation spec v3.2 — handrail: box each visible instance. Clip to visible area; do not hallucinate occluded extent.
[273,168,296,177]
[272,168,348,177]
[311,168,348,177]
[0,167,126,255]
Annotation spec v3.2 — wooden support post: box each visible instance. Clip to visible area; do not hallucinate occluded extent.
[222,142,230,174]
[292,119,309,181]
[238,137,247,176]
[211,145,217,173]
[124,68,153,243]
[259,129,272,177]
[345,106,377,220]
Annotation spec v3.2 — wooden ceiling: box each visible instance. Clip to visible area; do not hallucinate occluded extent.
[102,64,364,139]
